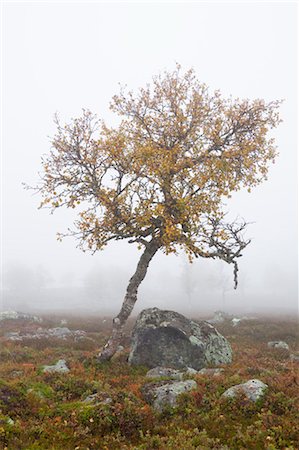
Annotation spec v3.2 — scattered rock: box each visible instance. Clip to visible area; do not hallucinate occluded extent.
[82,392,112,405]
[27,388,45,399]
[207,311,233,324]
[141,379,197,411]
[4,332,22,340]
[222,379,268,402]
[42,359,70,374]
[10,370,24,378]
[232,318,242,327]
[4,327,89,342]
[185,367,198,376]
[0,310,42,322]
[146,367,184,380]
[197,368,224,376]
[268,341,289,350]
[128,307,232,370]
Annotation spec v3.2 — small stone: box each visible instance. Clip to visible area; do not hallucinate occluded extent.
[232,318,242,326]
[185,367,198,376]
[222,379,268,402]
[27,388,45,399]
[207,311,233,324]
[198,368,224,376]
[4,326,87,342]
[4,332,22,341]
[82,392,112,405]
[10,370,24,378]
[268,341,289,350]
[146,367,184,380]
[141,379,197,411]
[0,310,42,322]
[42,359,70,373]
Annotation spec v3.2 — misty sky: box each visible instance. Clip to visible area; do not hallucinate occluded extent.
[1,2,298,315]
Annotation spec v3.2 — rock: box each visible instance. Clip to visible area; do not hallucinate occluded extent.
[185,367,198,376]
[27,388,45,399]
[42,359,70,374]
[82,392,112,405]
[141,379,197,411]
[207,311,233,324]
[268,341,289,350]
[4,331,22,341]
[47,327,74,338]
[198,368,224,376]
[222,379,268,402]
[4,327,88,342]
[128,307,232,370]
[232,318,242,327]
[10,370,24,378]
[290,353,299,362]
[146,367,184,380]
[0,310,42,322]
[231,315,254,326]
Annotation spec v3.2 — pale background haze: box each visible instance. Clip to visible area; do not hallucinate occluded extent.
[1,2,298,317]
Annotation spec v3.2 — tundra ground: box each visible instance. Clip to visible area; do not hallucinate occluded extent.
[0,314,298,449]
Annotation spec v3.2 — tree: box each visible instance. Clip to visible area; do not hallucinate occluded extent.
[33,65,281,360]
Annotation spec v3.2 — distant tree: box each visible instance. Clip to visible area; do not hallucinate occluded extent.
[32,65,281,360]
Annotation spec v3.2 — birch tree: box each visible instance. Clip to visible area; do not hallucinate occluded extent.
[33,65,281,360]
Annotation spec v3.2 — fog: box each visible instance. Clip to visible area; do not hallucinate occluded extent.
[1,2,298,318]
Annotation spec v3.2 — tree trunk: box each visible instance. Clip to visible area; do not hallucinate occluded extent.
[97,239,160,362]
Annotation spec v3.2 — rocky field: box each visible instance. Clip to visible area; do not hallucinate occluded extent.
[0,311,298,449]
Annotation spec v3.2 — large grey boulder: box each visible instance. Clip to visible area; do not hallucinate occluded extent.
[222,379,268,402]
[128,307,232,370]
[141,379,197,411]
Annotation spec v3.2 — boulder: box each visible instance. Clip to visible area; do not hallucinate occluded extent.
[222,379,268,402]
[141,379,197,411]
[128,307,232,370]
[42,359,70,374]
[268,341,289,350]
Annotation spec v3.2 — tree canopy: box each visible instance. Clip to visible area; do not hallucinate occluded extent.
[37,66,281,288]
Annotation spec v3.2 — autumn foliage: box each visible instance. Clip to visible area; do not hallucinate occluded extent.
[33,65,281,360]
[38,66,280,265]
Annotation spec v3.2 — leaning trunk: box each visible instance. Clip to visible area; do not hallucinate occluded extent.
[97,239,160,361]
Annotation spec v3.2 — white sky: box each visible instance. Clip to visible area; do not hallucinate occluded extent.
[1,2,298,314]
